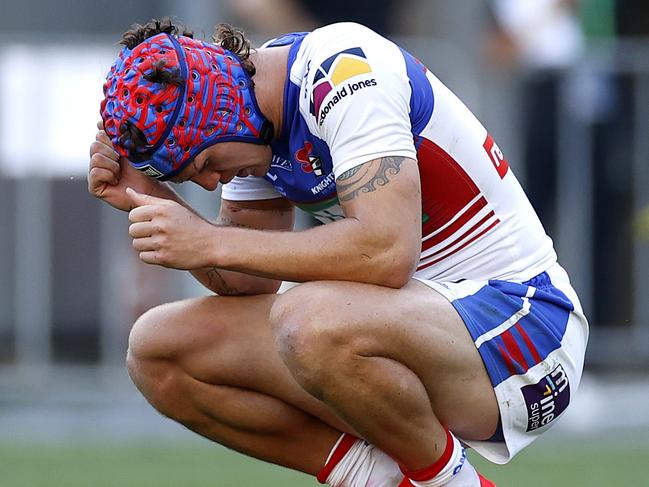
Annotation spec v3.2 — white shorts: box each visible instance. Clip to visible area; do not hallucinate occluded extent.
[417,263,589,464]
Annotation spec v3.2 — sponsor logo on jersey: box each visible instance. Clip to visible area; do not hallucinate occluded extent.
[309,47,377,126]
[270,155,293,172]
[310,172,336,195]
[483,134,510,179]
[295,141,324,176]
[522,364,570,432]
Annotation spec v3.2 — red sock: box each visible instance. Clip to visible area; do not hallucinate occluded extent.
[399,429,455,482]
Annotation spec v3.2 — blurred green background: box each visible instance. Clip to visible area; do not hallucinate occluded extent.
[4,435,649,487]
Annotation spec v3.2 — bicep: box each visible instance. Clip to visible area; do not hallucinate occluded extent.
[217,197,295,232]
[336,156,422,263]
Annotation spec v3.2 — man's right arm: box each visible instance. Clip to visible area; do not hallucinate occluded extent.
[189,197,295,295]
[128,183,296,295]
[88,125,294,296]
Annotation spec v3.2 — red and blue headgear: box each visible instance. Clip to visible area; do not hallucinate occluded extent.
[100,33,273,180]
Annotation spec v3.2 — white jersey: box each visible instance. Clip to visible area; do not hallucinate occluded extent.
[222,23,556,282]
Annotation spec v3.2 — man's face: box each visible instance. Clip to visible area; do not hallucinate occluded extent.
[170,142,273,190]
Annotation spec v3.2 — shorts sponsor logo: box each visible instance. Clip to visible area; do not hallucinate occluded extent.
[522,364,570,432]
[309,47,377,126]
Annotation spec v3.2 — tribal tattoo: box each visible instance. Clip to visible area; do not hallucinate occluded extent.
[336,156,405,202]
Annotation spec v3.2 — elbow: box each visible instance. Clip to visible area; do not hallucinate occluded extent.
[375,261,416,289]
[211,276,282,296]
[235,278,283,296]
[247,279,283,295]
[367,244,419,289]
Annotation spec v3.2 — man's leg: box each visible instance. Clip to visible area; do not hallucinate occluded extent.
[126,294,349,475]
[269,279,500,473]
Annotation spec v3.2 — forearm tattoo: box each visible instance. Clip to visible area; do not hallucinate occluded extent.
[205,267,240,296]
[336,156,405,202]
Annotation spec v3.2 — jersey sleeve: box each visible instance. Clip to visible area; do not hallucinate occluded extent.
[305,24,417,178]
[220,176,283,201]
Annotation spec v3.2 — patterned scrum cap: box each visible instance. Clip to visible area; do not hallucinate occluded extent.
[100,33,273,181]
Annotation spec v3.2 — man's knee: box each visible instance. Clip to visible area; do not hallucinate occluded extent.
[127,301,183,367]
[270,283,357,396]
[126,303,184,410]
[126,298,231,413]
[126,297,254,406]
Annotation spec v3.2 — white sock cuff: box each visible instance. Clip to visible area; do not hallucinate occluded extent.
[318,435,404,487]
[326,437,372,487]
[405,431,468,487]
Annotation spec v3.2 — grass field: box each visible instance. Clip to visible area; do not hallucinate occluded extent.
[2,437,648,487]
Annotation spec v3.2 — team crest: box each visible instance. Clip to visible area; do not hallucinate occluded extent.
[295,141,323,176]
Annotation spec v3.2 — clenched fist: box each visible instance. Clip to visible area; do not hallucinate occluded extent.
[88,121,162,211]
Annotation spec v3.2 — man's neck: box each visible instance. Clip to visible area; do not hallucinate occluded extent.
[250,45,290,140]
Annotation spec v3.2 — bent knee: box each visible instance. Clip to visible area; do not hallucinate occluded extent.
[270,283,360,388]
[126,302,200,418]
[271,283,342,351]
[128,301,183,364]
[127,350,192,421]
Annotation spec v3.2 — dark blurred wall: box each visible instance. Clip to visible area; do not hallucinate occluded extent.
[0,179,16,363]
[0,0,160,35]
[615,0,649,37]
[0,0,225,39]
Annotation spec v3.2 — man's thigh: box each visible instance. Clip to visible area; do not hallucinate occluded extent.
[128,293,354,433]
[272,279,500,441]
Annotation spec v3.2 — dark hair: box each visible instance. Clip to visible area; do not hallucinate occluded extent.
[120,17,194,50]
[212,23,256,78]
[117,120,150,162]
[120,18,256,78]
[119,18,191,88]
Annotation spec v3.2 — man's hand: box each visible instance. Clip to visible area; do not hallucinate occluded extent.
[88,121,163,211]
[127,188,219,270]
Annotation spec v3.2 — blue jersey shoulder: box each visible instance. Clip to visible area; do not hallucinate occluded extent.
[263,34,435,207]
[264,33,337,205]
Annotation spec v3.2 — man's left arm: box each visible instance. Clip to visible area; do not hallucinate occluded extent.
[206,155,422,288]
